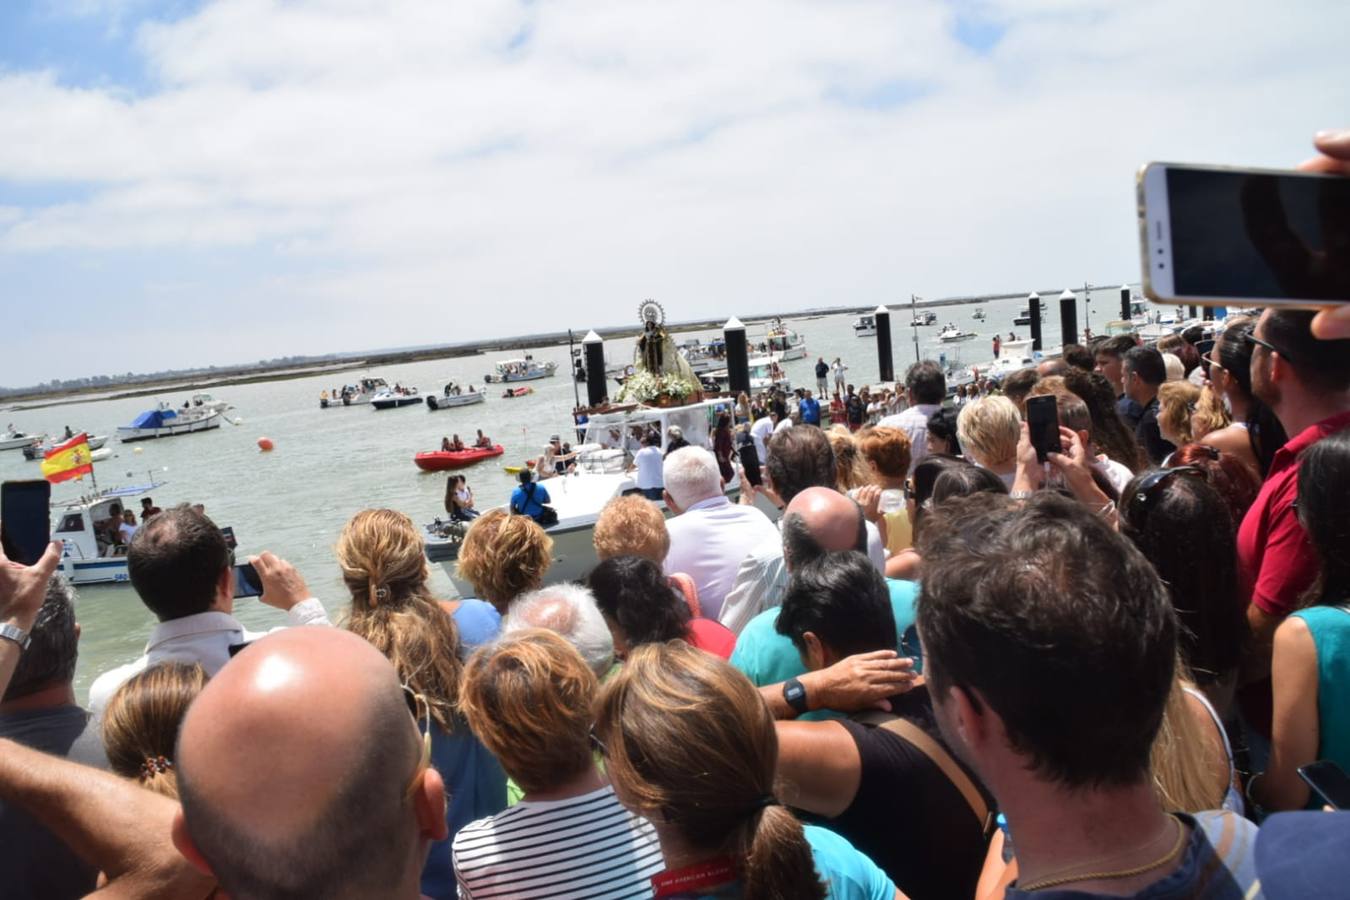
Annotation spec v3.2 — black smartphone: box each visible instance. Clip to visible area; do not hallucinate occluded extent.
[1025,395,1062,464]
[1139,163,1350,307]
[232,562,264,599]
[1,480,52,566]
[737,439,763,487]
[1298,760,1350,810]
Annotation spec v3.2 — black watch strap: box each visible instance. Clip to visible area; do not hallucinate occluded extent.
[783,677,809,715]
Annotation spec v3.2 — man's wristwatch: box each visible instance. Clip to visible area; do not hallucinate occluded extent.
[782,677,809,715]
[0,623,31,652]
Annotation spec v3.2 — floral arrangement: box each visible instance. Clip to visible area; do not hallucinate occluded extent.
[617,370,700,404]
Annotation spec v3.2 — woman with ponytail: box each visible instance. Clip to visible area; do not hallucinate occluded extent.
[337,508,506,900]
[102,661,206,799]
[1202,317,1288,478]
[594,641,900,900]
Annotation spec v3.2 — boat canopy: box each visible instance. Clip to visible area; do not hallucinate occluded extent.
[130,409,177,428]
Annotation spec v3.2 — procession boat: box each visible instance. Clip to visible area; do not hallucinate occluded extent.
[321,377,390,408]
[853,315,877,337]
[413,444,505,471]
[702,356,792,394]
[371,388,422,410]
[52,482,161,585]
[910,312,938,327]
[485,358,557,383]
[763,320,807,360]
[938,323,978,342]
[426,390,486,411]
[117,405,222,442]
[678,339,729,375]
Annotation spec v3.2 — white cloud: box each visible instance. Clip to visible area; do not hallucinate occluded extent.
[2,0,1349,382]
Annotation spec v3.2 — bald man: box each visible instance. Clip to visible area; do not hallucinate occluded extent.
[730,487,922,720]
[172,627,448,900]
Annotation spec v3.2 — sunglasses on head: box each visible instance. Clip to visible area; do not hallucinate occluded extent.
[1128,466,1207,522]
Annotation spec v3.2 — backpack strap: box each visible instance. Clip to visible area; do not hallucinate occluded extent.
[854,710,993,836]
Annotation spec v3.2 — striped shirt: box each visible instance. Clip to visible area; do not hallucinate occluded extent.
[452,784,664,899]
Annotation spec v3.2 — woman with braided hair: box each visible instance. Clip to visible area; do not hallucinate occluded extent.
[337,508,506,900]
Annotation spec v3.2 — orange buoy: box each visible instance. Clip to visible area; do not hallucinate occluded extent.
[257,437,275,452]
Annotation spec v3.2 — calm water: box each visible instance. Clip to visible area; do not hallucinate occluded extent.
[2,291,1133,701]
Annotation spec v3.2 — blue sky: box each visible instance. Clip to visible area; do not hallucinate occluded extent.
[2,0,1347,386]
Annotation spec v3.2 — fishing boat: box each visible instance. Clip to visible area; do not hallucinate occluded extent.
[502,386,533,399]
[911,311,938,327]
[426,388,485,411]
[763,319,807,360]
[51,481,162,585]
[938,323,978,342]
[485,357,557,383]
[972,307,986,321]
[23,434,108,460]
[413,444,505,472]
[853,315,877,337]
[117,404,222,442]
[371,388,422,410]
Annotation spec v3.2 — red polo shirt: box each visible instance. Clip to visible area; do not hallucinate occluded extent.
[1237,410,1350,618]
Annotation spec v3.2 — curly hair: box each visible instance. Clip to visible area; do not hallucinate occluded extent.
[593,495,669,563]
[456,508,553,612]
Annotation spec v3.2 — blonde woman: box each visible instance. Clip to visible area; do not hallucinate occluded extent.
[956,395,1021,487]
[102,662,207,800]
[1189,384,1230,442]
[1157,381,1202,449]
[595,641,900,900]
[455,508,552,614]
[337,509,506,900]
[826,425,873,492]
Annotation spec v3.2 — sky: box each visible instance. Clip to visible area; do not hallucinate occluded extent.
[2,0,1348,386]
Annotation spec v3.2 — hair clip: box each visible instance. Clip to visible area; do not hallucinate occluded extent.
[140,755,173,778]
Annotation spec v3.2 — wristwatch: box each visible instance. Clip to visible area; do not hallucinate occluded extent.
[0,623,31,652]
[782,677,809,715]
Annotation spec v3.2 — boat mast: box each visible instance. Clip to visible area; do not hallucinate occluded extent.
[910,294,920,364]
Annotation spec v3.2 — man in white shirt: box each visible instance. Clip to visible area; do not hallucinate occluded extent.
[88,506,330,713]
[662,447,779,621]
[878,359,946,475]
[629,433,664,500]
[749,411,776,463]
[719,427,887,634]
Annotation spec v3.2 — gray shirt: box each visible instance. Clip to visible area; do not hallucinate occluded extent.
[0,703,110,900]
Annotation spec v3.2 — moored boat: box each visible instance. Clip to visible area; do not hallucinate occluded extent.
[853,315,876,337]
[23,434,108,460]
[426,388,485,411]
[0,428,40,451]
[763,319,807,360]
[938,323,977,342]
[321,377,390,408]
[485,357,557,383]
[371,388,422,410]
[911,311,938,327]
[117,405,222,442]
[413,444,505,471]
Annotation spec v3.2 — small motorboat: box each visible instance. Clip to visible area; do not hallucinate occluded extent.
[972,307,986,321]
[853,315,876,337]
[371,388,422,410]
[414,444,505,471]
[118,405,222,442]
[911,311,938,327]
[485,357,557,384]
[938,323,977,342]
[502,386,533,399]
[23,434,108,460]
[426,389,486,411]
[0,429,41,451]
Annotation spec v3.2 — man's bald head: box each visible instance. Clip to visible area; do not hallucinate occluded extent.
[176,628,436,900]
[781,486,866,571]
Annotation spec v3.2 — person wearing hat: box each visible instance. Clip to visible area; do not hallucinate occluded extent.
[664,425,689,458]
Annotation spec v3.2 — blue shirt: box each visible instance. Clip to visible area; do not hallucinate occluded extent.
[451,598,502,654]
[800,397,822,425]
[509,481,550,519]
[420,716,509,900]
[729,579,920,722]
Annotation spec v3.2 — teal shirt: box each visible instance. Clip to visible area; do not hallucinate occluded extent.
[1291,605,1350,772]
[728,579,920,722]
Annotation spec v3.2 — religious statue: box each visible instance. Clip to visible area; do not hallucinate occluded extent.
[617,300,703,405]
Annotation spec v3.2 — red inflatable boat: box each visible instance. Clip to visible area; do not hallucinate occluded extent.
[414,444,505,471]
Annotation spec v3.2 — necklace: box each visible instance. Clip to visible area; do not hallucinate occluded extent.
[1018,816,1187,892]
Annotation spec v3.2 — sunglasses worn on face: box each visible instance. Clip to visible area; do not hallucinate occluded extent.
[1243,331,1293,364]
[402,684,433,801]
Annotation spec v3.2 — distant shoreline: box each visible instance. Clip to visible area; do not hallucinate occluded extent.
[4,286,1134,411]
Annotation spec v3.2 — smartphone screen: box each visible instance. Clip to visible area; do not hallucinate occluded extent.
[1025,395,1062,464]
[232,562,263,599]
[1140,163,1350,306]
[1298,760,1350,810]
[1,480,52,566]
[738,440,763,487]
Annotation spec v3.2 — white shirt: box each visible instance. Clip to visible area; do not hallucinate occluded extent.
[773,416,793,435]
[879,403,942,474]
[718,519,887,635]
[1094,455,1135,495]
[88,599,330,713]
[664,496,780,621]
[832,361,848,383]
[750,416,775,462]
[634,446,663,490]
[118,522,138,542]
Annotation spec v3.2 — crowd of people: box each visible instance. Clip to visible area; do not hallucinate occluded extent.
[2,135,1350,900]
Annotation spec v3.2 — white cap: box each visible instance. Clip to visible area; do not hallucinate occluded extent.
[1059,289,1075,300]
[724,316,744,330]
[583,330,602,343]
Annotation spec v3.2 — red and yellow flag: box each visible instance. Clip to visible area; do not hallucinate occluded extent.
[41,433,93,484]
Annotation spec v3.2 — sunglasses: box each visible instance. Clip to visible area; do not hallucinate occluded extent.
[1128,466,1207,522]
[1242,331,1293,363]
[402,684,433,801]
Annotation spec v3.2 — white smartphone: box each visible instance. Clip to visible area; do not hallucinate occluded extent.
[1137,162,1350,308]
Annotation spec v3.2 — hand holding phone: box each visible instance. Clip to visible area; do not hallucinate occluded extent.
[248,551,312,612]
[2,480,52,568]
[232,563,263,599]
[1025,396,1063,464]
[1298,760,1350,810]
[0,539,63,632]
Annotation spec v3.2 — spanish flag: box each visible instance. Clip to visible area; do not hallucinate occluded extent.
[41,433,94,484]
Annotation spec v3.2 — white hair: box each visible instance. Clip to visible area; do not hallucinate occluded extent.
[503,582,614,676]
[662,446,722,510]
[1161,352,1185,382]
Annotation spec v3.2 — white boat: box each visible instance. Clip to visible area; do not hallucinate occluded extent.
[321,377,389,408]
[972,307,986,321]
[911,311,938,327]
[853,315,877,337]
[763,319,807,360]
[117,404,222,442]
[23,434,108,460]
[51,482,163,585]
[951,339,1039,386]
[0,429,40,452]
[485,357,557,384]
[424,398,773,593]
[938,323,978,343]
[703,356,793,393]
[371,388,422,410]
[677,339,729,375]
[426,388,486,411]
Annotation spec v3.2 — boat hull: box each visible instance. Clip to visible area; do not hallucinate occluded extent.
[485,368,555,384]
[118,414,221,443]
[0,436,36,451]
[939,334,977,343]
[58,556,131,585]
[414,445,505,471]
[426,393,486,411]
[371,395,422,410]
